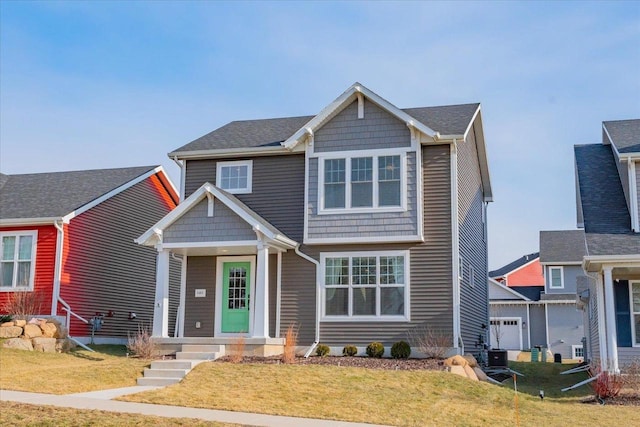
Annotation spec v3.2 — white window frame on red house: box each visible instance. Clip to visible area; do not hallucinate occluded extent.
[0,231,37,291]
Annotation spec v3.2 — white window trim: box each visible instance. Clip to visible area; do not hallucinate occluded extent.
[0,230,38,292]
[571,344,584,360]
[316,149,407,214]
[630,281,640,347]
[216,160,253,194]
[320,250,410,322]
[489,316,523,350]
[548,266,564,289]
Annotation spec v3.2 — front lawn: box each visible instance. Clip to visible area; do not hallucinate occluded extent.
[0,344,148,394]
[121,360,640,427]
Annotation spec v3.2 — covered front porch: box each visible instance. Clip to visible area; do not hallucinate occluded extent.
[136,183,298,355]
[583,255,640,373]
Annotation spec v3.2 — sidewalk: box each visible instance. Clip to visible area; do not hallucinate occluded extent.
[1,388,390,427]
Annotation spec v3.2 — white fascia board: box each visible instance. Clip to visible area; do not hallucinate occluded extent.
[161,240,259,249]
[283,82,439,150]
[539,261,582,266]
[583,255,640,272]
[304,235,423,245]
[490,300,577,305]
[0,217,61,226]
[488,277,531,301]
[602,122,613,145]
[63,166,164,222]
[169,146,290,160]
[464,106,493,202]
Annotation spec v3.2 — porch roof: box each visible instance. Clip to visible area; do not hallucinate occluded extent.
[136,182,297,251]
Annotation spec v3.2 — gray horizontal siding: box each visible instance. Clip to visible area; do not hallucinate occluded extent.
[457,124,490,351]
[529,305,547,347]
[284,145,453,347]
[184,256,216,337]
[307,152,418,239]
[547,303,584,359]
[314,99,411,152]
[60,176,179,339]
[164,198,255,243]
[619,347,640,368]
[184,155,305,242]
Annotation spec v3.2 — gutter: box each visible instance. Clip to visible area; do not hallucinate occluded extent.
[294,245,320,358]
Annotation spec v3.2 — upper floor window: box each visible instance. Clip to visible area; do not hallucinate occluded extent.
[216,160,253,194]
[549,266,563,289]
[321,251,409,320]
[0,232,37,291]
[320,152,404,213]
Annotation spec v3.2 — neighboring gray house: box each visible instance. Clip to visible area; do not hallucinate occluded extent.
[575,119,640,373]
[539,230,586,360]
[137,83,493,357]
[489,241,585,361]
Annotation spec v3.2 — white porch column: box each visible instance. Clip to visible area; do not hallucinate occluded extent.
[152,249,170,337]
[595,274,608,372]
[603,266,619,373]
[253,241,269,338]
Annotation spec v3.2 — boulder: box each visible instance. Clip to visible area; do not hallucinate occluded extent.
[1,321,15,327]
[444,355,469,367]
[463,364,479,381]
[23,323,43,339]
[3,337,34,351]
[463,354,478,368]
[40,322,57,338]
[14,319,27,327]
[0,326,23,338]
[473,367,489,382]
[449,365,467,378]
[32,337,56,353]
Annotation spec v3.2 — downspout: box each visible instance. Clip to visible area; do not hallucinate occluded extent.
[172,156,185,202]
[294,244,320,358]
[451,138,461,354]
[51,220,65,316]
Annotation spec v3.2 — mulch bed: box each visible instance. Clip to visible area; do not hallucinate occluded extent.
[215,355,446,371]
[581,391,640,406]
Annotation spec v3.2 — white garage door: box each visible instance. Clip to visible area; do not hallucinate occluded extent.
[490,318,522,350]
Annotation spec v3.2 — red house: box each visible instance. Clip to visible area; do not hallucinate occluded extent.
[0,166,179,343]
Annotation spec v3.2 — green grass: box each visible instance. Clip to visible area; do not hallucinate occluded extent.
[0,344,148,394]
[121,361,640,427]
[0,402,236,426]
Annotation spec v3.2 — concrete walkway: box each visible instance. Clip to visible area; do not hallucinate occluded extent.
[1,389,390,427]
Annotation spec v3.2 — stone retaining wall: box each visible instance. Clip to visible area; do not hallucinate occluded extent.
[0,318,73,353]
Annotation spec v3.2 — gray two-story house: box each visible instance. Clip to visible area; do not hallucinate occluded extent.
[137,83,493,357]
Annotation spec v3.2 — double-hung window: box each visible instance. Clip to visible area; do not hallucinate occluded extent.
[549,266,563,289]
[322,251,409,320]
[216,160,253,194]
[632,282,640,346]
[320,152,404,212]
[0,232,37,290]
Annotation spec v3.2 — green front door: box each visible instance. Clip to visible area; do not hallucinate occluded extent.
[221,262,250,333]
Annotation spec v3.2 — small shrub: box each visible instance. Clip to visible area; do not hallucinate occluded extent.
[228,335,245,363]
[315,344,330,357]
[0,314,13,324]
[407,325,452,359]
[282,323,298,364]
[391,340,411,359]
[366,341,384,358]
[590,364,623,400]
[342,345,358,356]
[127,324,157,359]
[1,291,44,320]
[622,357,640,394]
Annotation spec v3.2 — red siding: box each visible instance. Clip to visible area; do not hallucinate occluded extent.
[506,259,544,287]
[0,225,57,315]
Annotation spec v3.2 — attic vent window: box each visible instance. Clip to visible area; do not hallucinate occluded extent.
[216,160,253,194]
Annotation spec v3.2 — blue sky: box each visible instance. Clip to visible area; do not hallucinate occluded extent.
[1,1,639,269]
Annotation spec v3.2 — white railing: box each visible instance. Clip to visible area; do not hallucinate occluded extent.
[59,298,94,352]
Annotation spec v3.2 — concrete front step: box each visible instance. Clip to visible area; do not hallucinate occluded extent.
[143,368,190,378]
[150,360,198,370]
[181,344,224,353]
[176,351,222,360]
[137,377,182,386]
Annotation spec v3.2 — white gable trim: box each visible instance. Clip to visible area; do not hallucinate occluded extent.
[136,182,297,248]
[62,166,175,223]
[282,82,439,150]
[488,277,531,301]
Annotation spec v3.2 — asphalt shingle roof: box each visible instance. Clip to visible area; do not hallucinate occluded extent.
[489,252,539,278]
[510,286,543,301]
[0,166,157,220]
[604,119,640,153]
[574,144,640,256]
[171,103,480,154]
[539,230,587,263]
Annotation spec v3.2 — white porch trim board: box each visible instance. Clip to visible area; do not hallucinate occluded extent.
[153,249,171,337]
[603,266,619,373]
